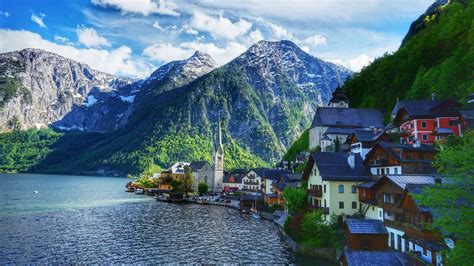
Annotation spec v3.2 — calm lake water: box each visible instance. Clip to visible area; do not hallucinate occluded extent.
[0,174,335,264]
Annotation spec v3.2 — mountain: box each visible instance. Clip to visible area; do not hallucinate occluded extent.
[342,0,473,119]
[0,48,137,132]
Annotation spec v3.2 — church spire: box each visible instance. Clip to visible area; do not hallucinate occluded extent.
[215,116,222,150]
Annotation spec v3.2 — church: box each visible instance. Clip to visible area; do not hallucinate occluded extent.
[190,117,224,193]
[309,88,385,152]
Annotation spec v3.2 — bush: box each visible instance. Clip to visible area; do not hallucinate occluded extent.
[198,182,208,195]
[283,187,307,215]
[300,211,343,248]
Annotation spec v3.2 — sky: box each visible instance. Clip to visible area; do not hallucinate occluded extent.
[0,0,434,78]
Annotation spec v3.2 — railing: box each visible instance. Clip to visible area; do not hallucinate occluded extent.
[243,181,259,185]
[308,188,322,197]
[359,197,377,205]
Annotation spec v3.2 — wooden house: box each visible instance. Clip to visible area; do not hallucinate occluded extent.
[344,219,389,251]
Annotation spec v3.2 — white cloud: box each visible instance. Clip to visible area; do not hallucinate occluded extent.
[31,13,46,28]
[304,34,326,46]
[53,35,74,45]
[76,25,111,48]
[0,11,10,17]
[152,21,163,30]
[190,11,252,40]
[248,30,264,43]
[143,40,246,65]
[266,21,293,39]
[0,29,153,78]
[91,0,179,16]
[327,54,373,72]
[181,24,198,35]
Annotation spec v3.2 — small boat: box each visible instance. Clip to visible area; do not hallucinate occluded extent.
[252,212,261,219]
[33,190,39,194]
[125,187,135,192]
[135,188,144,194]
[196,197,209,205]
[155,194,169,202]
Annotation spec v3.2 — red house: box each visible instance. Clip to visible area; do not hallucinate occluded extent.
[392,98,462,144]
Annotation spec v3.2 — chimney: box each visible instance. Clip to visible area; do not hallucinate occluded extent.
[431,93,436,101]
[347,153,355,169]
[413,138,421,148]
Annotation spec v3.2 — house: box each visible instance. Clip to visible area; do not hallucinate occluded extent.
[258,169,294,204]
[339,250,410,266]
[302,152,372,222]
[397,184,446,265]
[240,194,264,210]
[170,162,190,174]
[223,172,243,192]
[369,174,442,263]
[240,169,263,193]
[189,161,214,192]
[363,141,437,176]
[157,170,174,191]
[357,181,383,221]
[392,98,462,144]
[460,109,474,130]
[309,89,384,151]
[347,130,392,159]
[269,173,302,207]
[344,219,388,251]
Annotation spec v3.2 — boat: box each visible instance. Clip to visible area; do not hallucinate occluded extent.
[126,187,135,192]
[135,188,144,194]
[155,194,169,202]
[252,212,261,219]
[196,197,209,205]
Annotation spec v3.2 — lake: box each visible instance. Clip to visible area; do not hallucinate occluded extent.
[0,173,335,264]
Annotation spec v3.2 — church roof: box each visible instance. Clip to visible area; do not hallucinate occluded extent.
[310,107,384,129]
[189,161,209,171]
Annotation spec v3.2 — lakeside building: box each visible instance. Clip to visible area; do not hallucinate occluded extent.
[344,219,388,251]
[363,141,437,177]
[302,152,372,222]
[365,174,446,265]
[309,89,384,151]
[241,169,263,193]
[392,97,462,144]
[223,172,243,192]
[189,161,214,192]
[268,173,302,207]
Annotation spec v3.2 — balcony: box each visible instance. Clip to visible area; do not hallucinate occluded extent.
[307,204,329,214]
[243,180,259,185]
[308,188,322,197]
[384,219,441,242]
[370,159,387,166]
[359,197,377,205]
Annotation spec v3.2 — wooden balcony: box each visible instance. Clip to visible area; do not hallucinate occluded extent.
[307,204,329,214]
[359,197,377,205]
[308,188,322,197]
[384,219,441,242]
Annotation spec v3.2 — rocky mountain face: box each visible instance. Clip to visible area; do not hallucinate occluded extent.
[35,40,352,175]
[0,48,135,132]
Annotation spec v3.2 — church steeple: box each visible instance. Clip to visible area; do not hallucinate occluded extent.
[328,86,349,108]
[212,116,224,193]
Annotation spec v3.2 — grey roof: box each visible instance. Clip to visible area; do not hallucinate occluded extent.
[391,99,461,118]
[189,161,209,171]
[311,152,372,182]
[310,107,384,129]
[251,168,292,180]
[461,110,474,119]
[343,250,409,266]
[346,219,388,234]
[325,127,361,135]
[384,174,440,190]
[351,130,386,142]
[357,181,376,189]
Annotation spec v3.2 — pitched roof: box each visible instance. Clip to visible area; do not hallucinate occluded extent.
[310,107,384,129]
[343,250,409,266]
[366,141,436,163]
[351,130,386,142]
[329,87,350,105]
[189,161,209,171]
[346,219,388,234]
[310,152,372,182]
[325,127,362,135]
[357,181,376,189]
[383,174,441,190]
[392,99,461,119]
[251,168,292,180]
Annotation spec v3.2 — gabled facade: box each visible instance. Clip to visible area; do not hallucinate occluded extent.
[302,152,372,221]
[347,130,392,159]
[223,172,243,192]
[241,170,263,193]
[392,99,462,144]
[363,142,437,176]
[189,161,214,192]
[268,173,301,207]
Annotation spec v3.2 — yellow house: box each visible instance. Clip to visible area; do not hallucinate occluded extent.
[302,152,372,222]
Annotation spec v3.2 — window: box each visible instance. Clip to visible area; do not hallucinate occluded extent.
[410,123,414,129]
[394,168,399,174]
[379,210,382,218]
[421,121,427,128]
[384,193,392,203]
[339,201,344,209]
[390,232,395,247]
[377,168,380,175]
[338,184,344,193]
[324,184,326,193]
[386,168,390,174]
[449,120,457,127]
[362,189,366,197]
[324,199,326,207]
[381,168,385,175]
[351,185,356,193]
[372,206,375,211]
[352,201,357,209]
[422,134,428,141]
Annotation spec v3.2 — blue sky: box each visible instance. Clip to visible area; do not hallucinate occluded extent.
[0,0,434,77]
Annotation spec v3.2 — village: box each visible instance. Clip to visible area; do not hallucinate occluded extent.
[126,89,474,266]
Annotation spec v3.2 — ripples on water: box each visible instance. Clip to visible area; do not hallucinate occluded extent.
[0,174,335,264]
